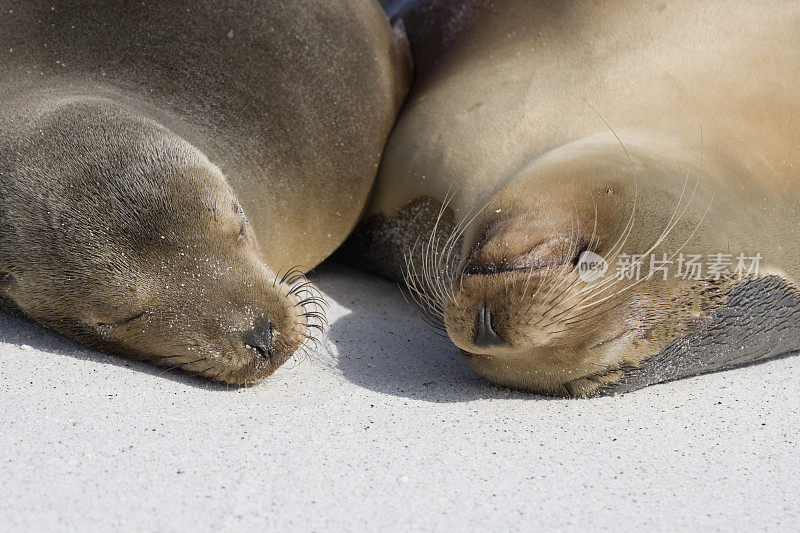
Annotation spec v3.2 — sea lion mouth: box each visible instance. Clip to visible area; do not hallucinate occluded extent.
[245,344,274,359]
[70,266,326,385]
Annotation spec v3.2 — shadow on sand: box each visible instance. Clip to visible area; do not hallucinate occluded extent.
[0,310,230,391]
[314,261,542,403]
[0,262,546,401]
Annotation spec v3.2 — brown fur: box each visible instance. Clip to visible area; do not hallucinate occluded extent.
[353,0,800,395]
[0,0,405,383]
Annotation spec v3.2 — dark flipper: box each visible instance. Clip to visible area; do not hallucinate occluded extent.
[604,276,800,394]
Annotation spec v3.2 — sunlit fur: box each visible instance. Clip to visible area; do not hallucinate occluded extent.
[368,0,800,396]
[404,139,778,396]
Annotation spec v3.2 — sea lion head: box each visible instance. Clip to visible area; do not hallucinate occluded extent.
[437,138,726,396]
[0,98,316,384]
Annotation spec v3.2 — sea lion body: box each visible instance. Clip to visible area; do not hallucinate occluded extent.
[0,0,405,383]
[353,0,800,395]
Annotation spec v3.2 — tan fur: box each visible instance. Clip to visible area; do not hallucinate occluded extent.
[359,0,800,395]
[0,0,404,383]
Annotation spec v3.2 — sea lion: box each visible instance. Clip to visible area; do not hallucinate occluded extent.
[348,0,800,396]
[0,0,406,383]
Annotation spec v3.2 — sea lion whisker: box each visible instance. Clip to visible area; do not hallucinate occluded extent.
[442,201,490,284]
[288,280,314,295]
[412,198,447,314]
[273,266,288,288]
[426,193,456,306]
[543,274,605,323]
[556,267,625,310]
[523,265,559,315]
[291,289,320,304]
[567,188,710,317]
[404,237,431,302]
[403,250,437,318]
[657,141,707,256]
[297,295,329,306]
[432,192,472,288]
[302,311,328,324]
[565,267,640,312]
[597,168,640,272]
[583,98,632,163]
[399,286,447,333]
[575,173,712,312]
[279,266,302,285]
[532,272,586,325]
[603,191,637,265]
[526,210,584,317]
[528,264,578,321]
[663,135,712,263]
[629,153,702,267]
[404,231,452,322]
[572,211,661,306]
[573,270,657,313]
[296,293,327,303]
[292,290,326,307]
[667,194,715,263]
[285,273,307,286]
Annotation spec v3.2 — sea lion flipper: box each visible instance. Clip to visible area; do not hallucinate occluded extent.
[607,276,800,395]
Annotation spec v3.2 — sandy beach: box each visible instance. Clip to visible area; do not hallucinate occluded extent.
[1,263,798,532]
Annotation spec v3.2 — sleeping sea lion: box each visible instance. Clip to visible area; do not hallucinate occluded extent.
[349,0,800,396]
[0,0,406,383]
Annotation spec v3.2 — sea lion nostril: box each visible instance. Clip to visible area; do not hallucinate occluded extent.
[572,241,591,267]
[474,303,505,348]
[244,319,275,359]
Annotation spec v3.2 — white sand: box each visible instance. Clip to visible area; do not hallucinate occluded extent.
[1,263,798,532]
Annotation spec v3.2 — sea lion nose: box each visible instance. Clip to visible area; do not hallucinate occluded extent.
[244,319,275,359]
[474,303,505,347]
